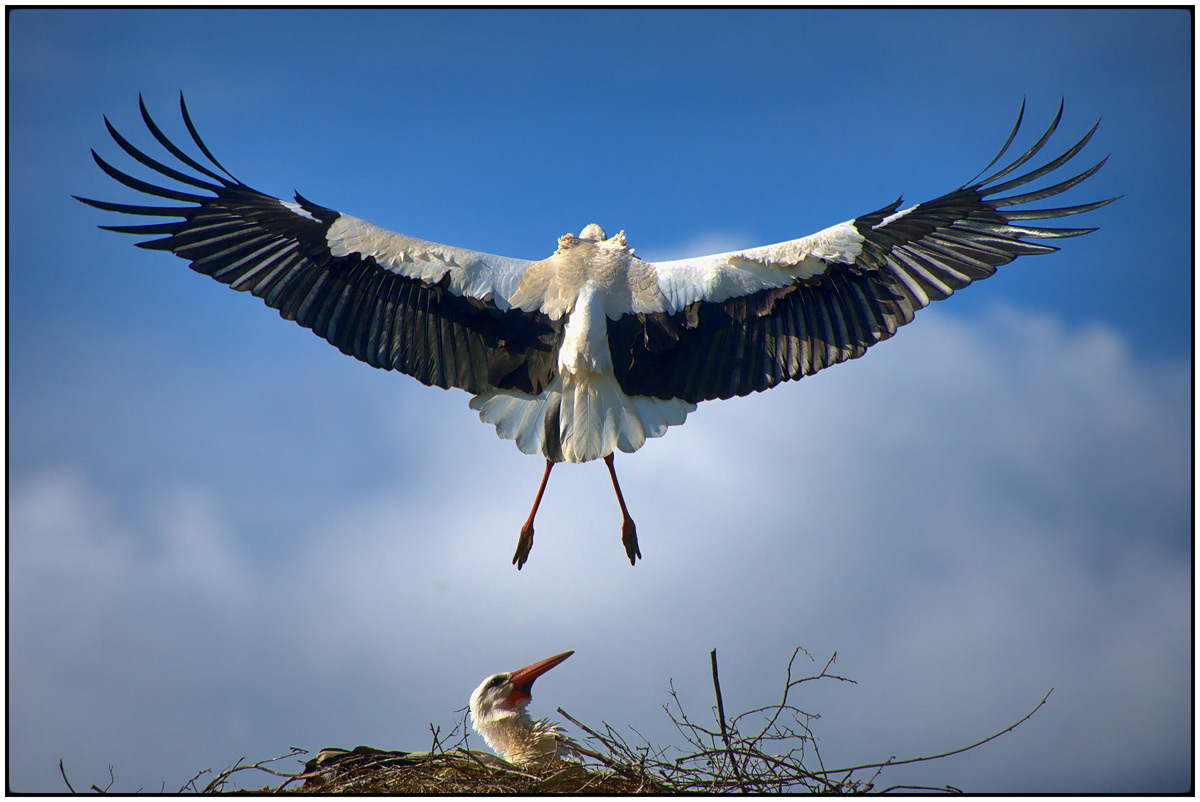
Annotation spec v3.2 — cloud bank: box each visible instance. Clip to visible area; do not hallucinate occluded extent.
[9,304,1190,793]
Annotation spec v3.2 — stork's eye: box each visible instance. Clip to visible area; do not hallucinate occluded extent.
[488,676,506,689]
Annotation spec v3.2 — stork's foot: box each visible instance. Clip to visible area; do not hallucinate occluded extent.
[603,452,642,567]
[622,517,641,566]
[513,522,535,570]
[514,459,554,571]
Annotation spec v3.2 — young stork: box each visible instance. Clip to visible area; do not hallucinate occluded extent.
[77,96,1115,568]
[469,650,578,767]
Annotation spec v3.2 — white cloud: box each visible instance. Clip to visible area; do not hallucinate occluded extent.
[7,304,1190,792]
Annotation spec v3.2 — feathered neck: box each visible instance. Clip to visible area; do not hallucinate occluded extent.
[475,709,568,767]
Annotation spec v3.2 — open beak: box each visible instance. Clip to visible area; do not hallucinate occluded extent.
[507,650,574,702]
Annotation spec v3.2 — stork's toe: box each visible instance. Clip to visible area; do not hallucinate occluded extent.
[621,518,640,566]
[513,522,535,570]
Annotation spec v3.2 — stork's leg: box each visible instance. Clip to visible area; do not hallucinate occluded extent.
[514,459,554,570]
[604,453,641,565]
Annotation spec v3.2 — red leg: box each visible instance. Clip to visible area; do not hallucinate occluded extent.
[604,453,641,565]
[514,459,554,570]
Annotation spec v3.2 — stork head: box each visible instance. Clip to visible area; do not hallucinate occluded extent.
[578,223,607,241]
[469,650,574,727]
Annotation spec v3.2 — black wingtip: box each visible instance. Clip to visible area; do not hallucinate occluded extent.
[177,91,234,179]
[961,99,1028,189]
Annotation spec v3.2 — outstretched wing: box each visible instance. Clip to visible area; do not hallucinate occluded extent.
[76,94,559,396]
[611,101,1118,404]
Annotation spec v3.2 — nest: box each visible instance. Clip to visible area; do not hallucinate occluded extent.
[73,646,1050,794]
[291,746,664,794]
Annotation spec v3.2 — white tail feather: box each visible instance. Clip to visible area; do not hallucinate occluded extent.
[470,376,695,463]
[514,391,550,455]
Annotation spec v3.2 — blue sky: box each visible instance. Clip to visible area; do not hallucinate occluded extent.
[8,8,1192,793]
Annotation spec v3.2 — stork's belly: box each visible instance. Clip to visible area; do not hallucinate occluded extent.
[470,373,695,463]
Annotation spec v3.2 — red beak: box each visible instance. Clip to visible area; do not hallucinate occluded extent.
[506,650,574,704]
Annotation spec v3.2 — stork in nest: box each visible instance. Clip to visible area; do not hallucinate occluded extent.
[469,650,578,767]
[300,650,585,792]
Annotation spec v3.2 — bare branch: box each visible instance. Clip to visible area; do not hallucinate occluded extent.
[88,764,116,794]
[709,648,746,790]
[58,760,77,794]
[815,688,1054,777]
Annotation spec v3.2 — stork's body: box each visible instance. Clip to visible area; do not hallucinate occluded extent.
[468,650,577,767]
[479,224,694,464]
[471,224,690,565]
[79,97,1115,568]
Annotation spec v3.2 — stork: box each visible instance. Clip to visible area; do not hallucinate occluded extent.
[469,650,577,767]
[78,96,1115,568]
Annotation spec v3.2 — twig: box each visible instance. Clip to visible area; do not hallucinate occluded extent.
[557,707,650,784]
[180,765,211,793]
[89,765,115,794]
[192,747,310,793]
[556,706,611,746]
[709,648,746,791]
[58,760,77,794]
[814,688,1055,777]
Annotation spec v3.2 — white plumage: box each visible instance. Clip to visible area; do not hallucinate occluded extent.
[472,233,696,464]
[78,96,1115,568]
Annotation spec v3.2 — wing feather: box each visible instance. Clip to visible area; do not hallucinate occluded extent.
[77,95,559,396]
[614,103,1116,403]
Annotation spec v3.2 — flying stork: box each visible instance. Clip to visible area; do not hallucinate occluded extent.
[469,650,578,767]
[77,96,1115,568]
